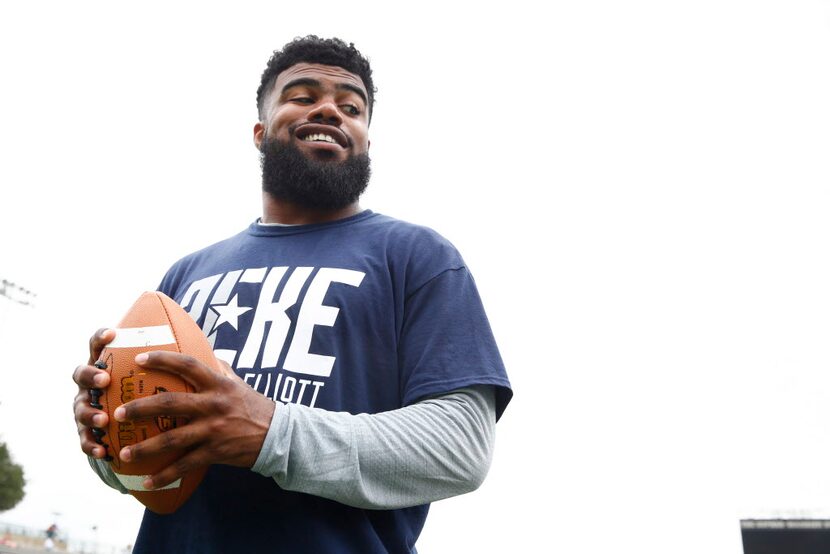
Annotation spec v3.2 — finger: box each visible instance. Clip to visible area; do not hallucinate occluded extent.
[74,389,111,460]
[119,424,200,465]
[79,427,112,460]
[113,390,208,422]
[74,394,109,429]
[72,364,111,389]
[87,328,115,365]
[144,449,207,491]
[135,351,218,391]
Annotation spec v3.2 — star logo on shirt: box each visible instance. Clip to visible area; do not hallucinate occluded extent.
[210,294,252,331]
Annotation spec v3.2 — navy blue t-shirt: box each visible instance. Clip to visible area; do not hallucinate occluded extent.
[133,210,512,554]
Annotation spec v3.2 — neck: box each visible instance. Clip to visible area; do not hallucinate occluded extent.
[261,192,362,225]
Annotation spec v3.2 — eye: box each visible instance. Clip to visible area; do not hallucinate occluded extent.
[291,97,314,104]
[342,105,361,116]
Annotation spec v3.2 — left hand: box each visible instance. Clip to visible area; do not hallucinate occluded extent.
[113,351,276,490]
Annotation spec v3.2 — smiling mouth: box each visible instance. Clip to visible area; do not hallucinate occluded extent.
[302,133,338,145]
[294,124,349,149]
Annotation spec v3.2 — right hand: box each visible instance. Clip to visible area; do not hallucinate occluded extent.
[72,328,114,460]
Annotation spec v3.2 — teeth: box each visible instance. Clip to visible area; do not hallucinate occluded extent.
[303,133,336,144]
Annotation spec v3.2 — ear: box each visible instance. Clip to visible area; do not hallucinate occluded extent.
[253,122,265,150]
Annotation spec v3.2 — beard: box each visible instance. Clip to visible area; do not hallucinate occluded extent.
[259,136,371,211]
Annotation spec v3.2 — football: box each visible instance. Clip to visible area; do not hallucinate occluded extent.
[91,291,220,514]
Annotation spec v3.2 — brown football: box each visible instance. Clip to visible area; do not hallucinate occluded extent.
[93,291,220,514]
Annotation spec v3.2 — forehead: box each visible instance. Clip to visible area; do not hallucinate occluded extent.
[273,62,367,97]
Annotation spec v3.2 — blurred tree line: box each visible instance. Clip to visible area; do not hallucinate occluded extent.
[0,441,25,511]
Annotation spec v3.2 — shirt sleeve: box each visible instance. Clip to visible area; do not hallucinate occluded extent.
[251,385,496,510]
[399,266,512,418]
[87,456,129,494]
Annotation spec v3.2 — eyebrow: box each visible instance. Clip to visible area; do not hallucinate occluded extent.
[281,77,368,108]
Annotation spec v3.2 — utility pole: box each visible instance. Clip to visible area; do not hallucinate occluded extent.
[0,278,36,307]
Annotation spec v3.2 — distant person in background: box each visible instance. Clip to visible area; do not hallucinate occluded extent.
[44,523,56,551]
[72,35,512,553]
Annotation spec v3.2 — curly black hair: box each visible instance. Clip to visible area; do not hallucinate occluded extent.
[256,35,376,122]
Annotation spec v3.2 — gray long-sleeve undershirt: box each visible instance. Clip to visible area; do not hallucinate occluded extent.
[89,385,496,509]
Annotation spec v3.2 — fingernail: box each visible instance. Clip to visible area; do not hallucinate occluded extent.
[120,448,131,462]
[143,478,154,490]
[93,373,108,387]
[92,414,107,427]
[135,353,148,364]
[114,406,125,421]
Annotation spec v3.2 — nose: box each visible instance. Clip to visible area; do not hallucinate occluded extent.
[307,99,343,126]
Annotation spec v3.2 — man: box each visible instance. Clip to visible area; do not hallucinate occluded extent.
[73,36,512,553]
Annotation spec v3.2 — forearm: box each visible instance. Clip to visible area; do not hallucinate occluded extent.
[252,385,496,510]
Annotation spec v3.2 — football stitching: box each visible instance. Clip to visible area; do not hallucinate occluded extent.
[93,355,116,466]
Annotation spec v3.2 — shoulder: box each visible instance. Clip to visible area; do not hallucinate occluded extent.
[364,213,467,293]
[368,212,464,267]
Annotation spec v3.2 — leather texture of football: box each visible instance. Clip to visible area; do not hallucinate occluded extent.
[93,291,220,514]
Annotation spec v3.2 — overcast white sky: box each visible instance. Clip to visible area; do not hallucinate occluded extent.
[2,1,830,552]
